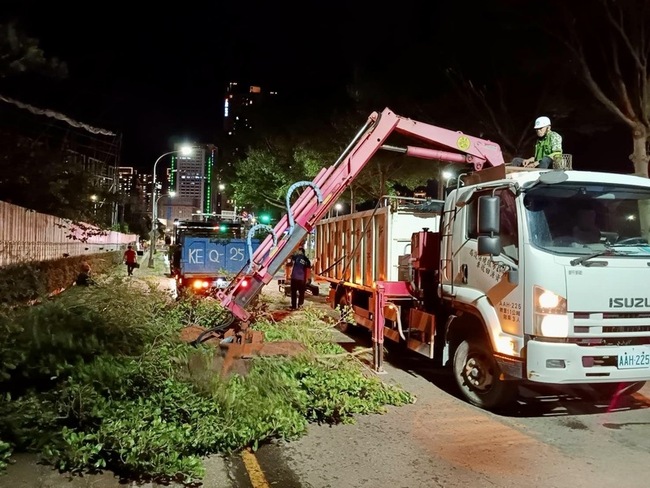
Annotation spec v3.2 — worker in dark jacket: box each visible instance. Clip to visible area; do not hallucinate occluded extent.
[289,247,311,310]
[75,262,96,286]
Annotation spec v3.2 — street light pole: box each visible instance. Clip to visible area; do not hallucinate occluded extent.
[152,191,176,254]
[148,147,192,269]
[154,192,176,227]
[437,168,453,200]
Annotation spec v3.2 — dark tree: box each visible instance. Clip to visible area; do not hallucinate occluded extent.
[0,22,67,79]
[551,0,650,176]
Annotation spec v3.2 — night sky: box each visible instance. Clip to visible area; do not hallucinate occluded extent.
[0,1,636,174]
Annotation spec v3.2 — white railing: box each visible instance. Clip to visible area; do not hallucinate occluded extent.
[0,200,137,267]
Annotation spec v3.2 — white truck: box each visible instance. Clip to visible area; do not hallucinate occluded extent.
[316,166,650,409]
[218,108,650,410]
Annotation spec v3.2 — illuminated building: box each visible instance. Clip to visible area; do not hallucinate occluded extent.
[167,144,215,221]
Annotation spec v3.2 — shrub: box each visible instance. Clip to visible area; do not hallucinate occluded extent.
[0,279,414,484]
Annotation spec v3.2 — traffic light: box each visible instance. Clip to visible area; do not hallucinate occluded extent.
[213,221,243,237]
[259,213,271,224]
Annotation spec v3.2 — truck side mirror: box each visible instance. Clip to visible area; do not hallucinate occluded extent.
[477,195,501,256]
[478,235,501,256]
[478,196,500,233]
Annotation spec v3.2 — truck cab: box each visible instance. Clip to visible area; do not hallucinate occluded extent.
[441,169,650,404]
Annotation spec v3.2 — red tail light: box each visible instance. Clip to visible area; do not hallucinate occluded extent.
[240,278,249,289]
[191,280,210,290]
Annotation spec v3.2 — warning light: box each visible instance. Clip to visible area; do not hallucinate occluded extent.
[240,279,249,288]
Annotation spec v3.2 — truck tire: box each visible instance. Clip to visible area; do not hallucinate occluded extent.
[335,292,358,334]
[453,339,518,410]
[307,283,320,296]
[175,287,184,300]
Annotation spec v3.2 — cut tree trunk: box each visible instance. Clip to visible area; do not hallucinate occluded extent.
[629,125,650,240]
[629,125,649,178]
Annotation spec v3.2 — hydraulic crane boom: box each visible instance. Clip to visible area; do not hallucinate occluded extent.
[216,107,505,321]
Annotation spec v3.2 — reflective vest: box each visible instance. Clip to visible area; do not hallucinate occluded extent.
[534,130,563,161]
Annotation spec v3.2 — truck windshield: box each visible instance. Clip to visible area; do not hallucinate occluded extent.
[174,221,244,241]
[523,182,650,256]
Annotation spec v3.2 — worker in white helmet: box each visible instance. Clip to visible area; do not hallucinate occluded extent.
[511,116,563,168]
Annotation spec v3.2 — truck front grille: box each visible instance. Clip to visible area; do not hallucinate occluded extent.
[571,311,650,338]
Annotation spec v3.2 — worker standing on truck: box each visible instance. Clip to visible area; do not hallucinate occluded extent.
[511,116,563,169]
[289,247,311,310]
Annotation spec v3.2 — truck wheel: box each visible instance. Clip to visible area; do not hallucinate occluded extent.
[453,339,518,410]
[176,285,187,301]
[336,295,358,334]
[307,283,320,296]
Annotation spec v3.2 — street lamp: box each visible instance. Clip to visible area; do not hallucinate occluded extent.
[90,194,99,217]
[155,191,176,229]
[438,168,454,200]
[154,191,176,250]
[149,146,192,268]
[155,190,176,208]
[217,183,226,216]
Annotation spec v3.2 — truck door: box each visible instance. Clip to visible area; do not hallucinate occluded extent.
[451,187,523,337]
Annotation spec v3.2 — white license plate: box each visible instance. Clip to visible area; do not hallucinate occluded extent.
[617,347,650,369]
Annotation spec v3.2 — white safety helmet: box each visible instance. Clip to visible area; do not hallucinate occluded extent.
[534,116,551,129]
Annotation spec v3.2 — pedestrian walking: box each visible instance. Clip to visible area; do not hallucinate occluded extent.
[123,245,138,276]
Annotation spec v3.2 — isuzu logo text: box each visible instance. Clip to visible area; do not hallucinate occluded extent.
[609,297,650,308]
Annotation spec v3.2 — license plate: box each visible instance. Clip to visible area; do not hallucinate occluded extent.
[617,347,650,369]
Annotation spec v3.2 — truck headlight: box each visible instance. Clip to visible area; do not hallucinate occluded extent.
[533,286,568,338]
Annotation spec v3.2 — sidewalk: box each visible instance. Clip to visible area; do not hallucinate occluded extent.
[117,248,176,296]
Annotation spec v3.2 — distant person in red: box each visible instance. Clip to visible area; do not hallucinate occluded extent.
[123,245,138,276]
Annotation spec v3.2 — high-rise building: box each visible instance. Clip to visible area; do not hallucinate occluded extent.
[118,167,137,194]
[138,173,154,211]
[222,82,277,216]
[166,143,215,221]
[223,81,278,135]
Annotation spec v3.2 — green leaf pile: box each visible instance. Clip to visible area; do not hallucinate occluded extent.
[0,277,413,484]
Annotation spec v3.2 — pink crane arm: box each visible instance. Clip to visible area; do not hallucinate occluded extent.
[216,108,504,321]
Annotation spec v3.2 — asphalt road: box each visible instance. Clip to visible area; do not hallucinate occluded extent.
[258,334,650,488]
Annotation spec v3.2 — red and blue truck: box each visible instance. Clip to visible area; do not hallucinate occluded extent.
[172,220,261,297]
